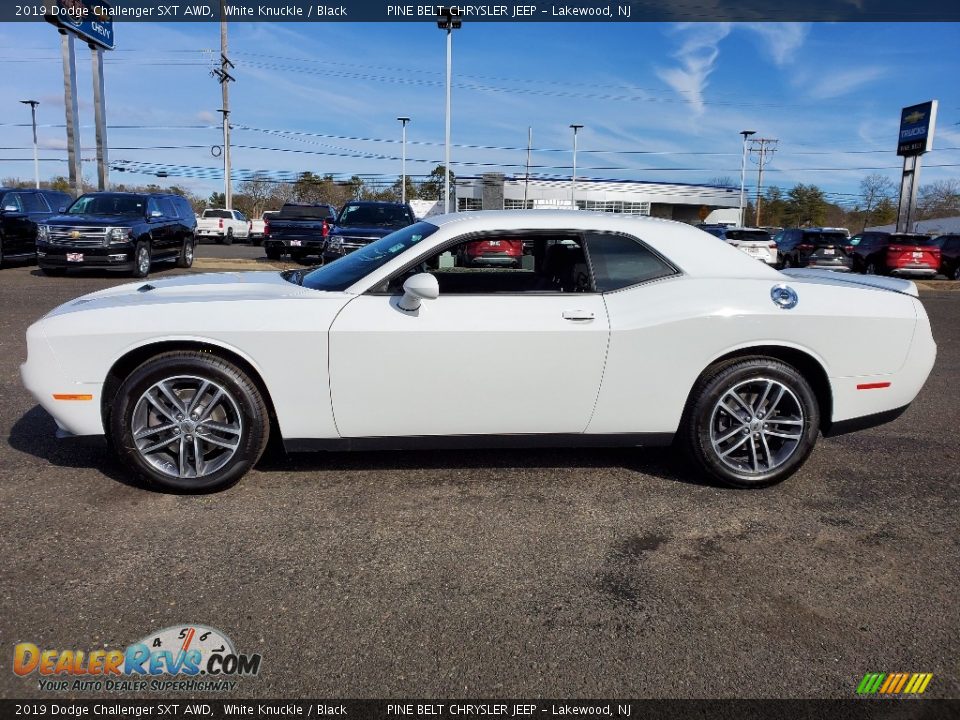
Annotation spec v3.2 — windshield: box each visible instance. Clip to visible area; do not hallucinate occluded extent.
[278,204,334,219]
[67,194,146,216]
[299,221,438,291]
[891,234,934,246]
[726,230,771,242]
[338,203,412,228]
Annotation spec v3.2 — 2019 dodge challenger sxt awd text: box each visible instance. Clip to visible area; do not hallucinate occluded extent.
[21,212,936,492]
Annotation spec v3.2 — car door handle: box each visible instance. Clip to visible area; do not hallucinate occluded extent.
[562,310,595,321]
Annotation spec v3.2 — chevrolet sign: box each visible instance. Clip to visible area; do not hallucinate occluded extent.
[45,0,114,51]
[897,100,938,157]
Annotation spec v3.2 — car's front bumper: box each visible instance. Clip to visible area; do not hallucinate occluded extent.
[37,243,136,270]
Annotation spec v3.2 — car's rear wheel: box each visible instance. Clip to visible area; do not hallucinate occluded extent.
[109,351,269,492]
[264,246,282,260]
[952,265,960,281]
[176,237,195,268]
[781,257,792,269]
[678,358,819,488]
[866,262,877,275]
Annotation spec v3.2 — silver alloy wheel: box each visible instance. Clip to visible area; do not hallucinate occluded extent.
[130,375,243,479]
[137,245,150,275]
[709,377,805,476]
[184,242,194,264]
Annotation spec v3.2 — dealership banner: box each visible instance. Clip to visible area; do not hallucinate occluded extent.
[4,0,960,23]
[3,700,960,719]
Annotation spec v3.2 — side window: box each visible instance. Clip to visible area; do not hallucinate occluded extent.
[584,232,677,292]
[146,197,161,216]
[849,234,862,247]
[381,234,583,295]
[22,192,49,213]
[2,193,24,212]
[235,212,247,221]
[158,198,177,218]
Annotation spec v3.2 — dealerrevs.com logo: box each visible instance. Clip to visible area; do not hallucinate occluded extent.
[13,624,262,693]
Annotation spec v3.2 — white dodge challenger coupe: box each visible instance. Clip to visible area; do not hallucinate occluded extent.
[21,211,936,492]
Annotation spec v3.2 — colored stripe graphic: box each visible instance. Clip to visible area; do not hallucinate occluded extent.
[857,672,932,695]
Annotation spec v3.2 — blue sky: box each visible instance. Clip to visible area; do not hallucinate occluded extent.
[1,20,958,205]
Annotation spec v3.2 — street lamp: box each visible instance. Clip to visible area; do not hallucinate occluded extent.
[570,124,583,209]
[437,8,461,214]
[20,100,40,189]
[397,116,410,204]
[738,129,756,226]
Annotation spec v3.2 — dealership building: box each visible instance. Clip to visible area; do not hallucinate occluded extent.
[450,173,741,223]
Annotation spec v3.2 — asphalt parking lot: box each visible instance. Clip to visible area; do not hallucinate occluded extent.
[1,249,958,700]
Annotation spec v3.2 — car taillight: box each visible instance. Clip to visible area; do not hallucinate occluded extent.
[844,245,853,253]
[264,220,270,236]
[218,218,223,229]
[768,243,777,249]
[888,246,903,252]
[798,243,813,251]
[322,219,329,238]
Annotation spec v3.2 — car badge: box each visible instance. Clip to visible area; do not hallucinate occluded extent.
[70,230,81,239]
[771,284,798,310]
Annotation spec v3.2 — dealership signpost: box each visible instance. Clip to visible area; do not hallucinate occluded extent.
[895,100,938,233]
[45,0,115,193]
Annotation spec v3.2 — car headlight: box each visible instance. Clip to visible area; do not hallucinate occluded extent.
[37,225,49,242]
[107,227,132,243]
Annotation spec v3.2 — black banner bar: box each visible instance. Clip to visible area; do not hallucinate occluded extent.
[5,0,960,23]
[2,700,960,720]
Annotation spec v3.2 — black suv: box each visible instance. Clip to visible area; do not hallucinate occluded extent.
[0,187,73,266]
[933,234,960,280]
[775,227,853,271]
[37,192,197,278]
[324,201,417,264]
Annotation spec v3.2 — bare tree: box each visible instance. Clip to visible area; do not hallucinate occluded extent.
[707,176,736,188]
[917,179,960,220]
[237,173,274,218]
[858,173,897,230]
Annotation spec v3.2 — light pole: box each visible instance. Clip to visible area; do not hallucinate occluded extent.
[20,100,40,189]
[570,124,583,209]
[437,8,461,214]
[738,130,755,226]
[397,116,410,204]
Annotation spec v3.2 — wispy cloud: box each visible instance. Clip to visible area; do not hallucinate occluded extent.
[803,66,887,100]
[742,23,810,66]
[656,23,731,115]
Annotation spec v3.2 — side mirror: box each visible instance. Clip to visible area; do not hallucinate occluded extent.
[149,210,163,219]
[398,273,439,312]
[2,205,19,213]
[58,206,67,213]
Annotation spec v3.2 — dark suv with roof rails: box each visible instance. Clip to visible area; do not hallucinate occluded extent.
[37,192,197,278]
[0,187,73,266]
[323,201,417,264]
[774,227,853,272]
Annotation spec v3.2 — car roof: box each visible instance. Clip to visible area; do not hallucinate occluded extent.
[343,200,409,207]
[422,210,779,280]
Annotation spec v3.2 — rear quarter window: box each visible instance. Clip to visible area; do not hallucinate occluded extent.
[585,232,677,292]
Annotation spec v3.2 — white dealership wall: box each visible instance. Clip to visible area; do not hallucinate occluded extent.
[454,175,740,223]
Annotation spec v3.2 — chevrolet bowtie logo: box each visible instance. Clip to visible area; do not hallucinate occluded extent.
[904,111,925,124]
[70,230,81,239]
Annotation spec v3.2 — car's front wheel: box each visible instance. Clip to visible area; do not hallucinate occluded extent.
[108,351,270,492]
[678,358,819,488]
[132,241,151,278]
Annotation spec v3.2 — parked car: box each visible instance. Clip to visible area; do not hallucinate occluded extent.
[324,201,416,264]
[249,210,280,246]
[775,228,853,271]
[0,187,73,266]
[196,208,250,245]
[932,234,960,280]
[458,237,523,267]
[848,232,939,278]
[701,227,779,267]
[263,204,337,262]
[36,192,196,278]
[22,211,935,492]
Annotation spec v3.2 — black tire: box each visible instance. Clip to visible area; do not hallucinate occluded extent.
[132,241,151,278]
[39,266,66,276]
[953,265,960,281]
[781,256,792,269]
[0,236,5,267]
[176,237,195,268]
[677,357,820,489]
[865,262,877,275]
[264,246,282,260]
[108,351,270,492]
[223,228,233,246]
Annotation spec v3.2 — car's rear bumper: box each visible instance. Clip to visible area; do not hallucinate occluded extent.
[890,267,937,278]
[806,261,852,272]
[467,254,521,266]
[266,239,326,252]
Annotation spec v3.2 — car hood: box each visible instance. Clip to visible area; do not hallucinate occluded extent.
[45,214,140,227]
[44,271,339,318]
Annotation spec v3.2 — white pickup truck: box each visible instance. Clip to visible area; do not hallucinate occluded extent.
[196,208,251,245]
[248,210,279,246]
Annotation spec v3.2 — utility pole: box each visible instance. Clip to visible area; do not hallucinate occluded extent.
[90,44,109,190]
[748,138,778,226]
[20,100,40,189]
[59,30,83,198]
[437,7,461,214]
[570,124,583,209]
[213,1,235,209]
[523,126,532,209]
[738,130,755,226]
[397,116,410,203]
